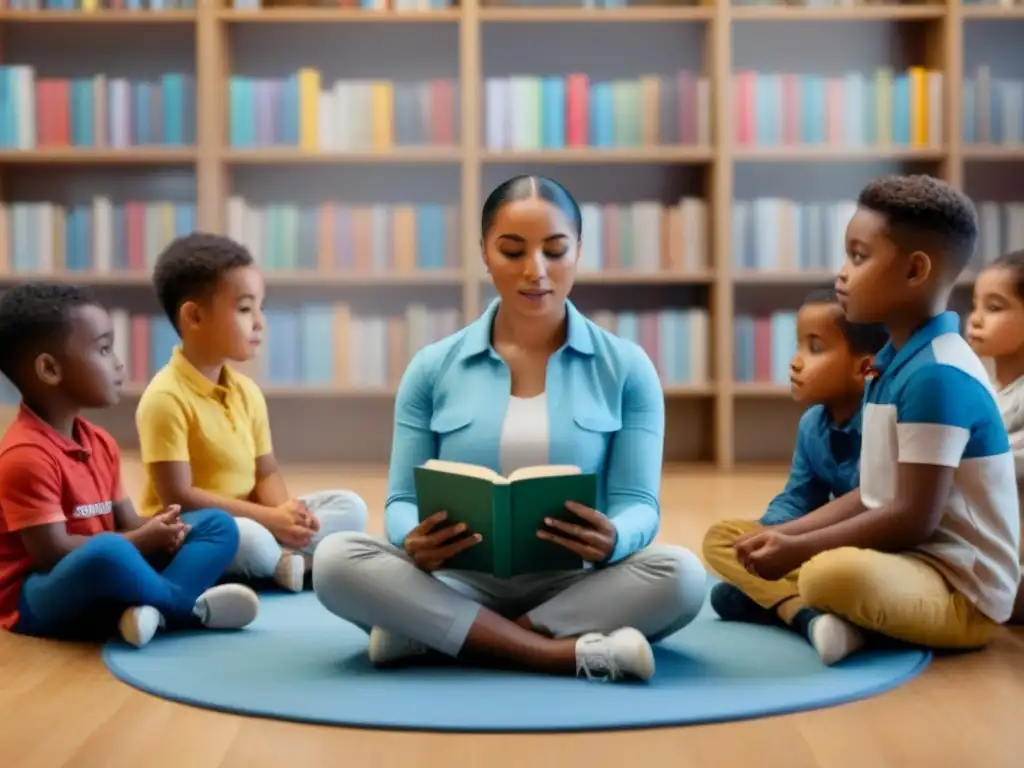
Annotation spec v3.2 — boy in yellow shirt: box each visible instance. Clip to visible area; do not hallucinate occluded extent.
[136,234,368,592]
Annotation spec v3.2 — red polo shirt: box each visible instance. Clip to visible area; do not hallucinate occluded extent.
[0,405,122,630]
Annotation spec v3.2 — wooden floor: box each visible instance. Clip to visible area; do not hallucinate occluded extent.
[3,461,1024,768]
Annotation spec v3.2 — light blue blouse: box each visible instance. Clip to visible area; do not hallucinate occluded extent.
[384,298,666,564]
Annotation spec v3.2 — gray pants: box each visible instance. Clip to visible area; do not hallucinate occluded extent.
[226,490,368,579]
[312,531,708,657]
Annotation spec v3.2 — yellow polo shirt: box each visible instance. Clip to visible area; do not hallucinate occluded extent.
[135,347,273,517]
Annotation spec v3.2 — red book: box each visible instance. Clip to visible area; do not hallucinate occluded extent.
[753,316,772,381]
[565,73,589,147]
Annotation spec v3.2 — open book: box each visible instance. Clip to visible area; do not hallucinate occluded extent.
[413,460,599,578]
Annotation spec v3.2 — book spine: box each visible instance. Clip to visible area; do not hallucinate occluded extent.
[493,484,513,579]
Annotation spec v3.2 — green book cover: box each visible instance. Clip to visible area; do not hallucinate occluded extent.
[413,460,599,579]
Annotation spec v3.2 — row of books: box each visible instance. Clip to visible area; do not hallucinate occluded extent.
[589,308,709,386]
[963,70,1024,147]
[0,200,195,274]
[0,69,195,150]
[105,304,464,390]
[734,313,797,385]
[228,73,458,150]
[732,68,942,148]
[577,199,708,274]
[225,199,461,273]
[484,72,710,151]
[732,198,1024,275]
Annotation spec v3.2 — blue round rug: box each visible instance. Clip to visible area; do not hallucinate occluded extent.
[102,592,930,733]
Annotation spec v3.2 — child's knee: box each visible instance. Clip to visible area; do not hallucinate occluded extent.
[701,519,757,566]
[187,508,240,548]
[797,547,872,610]
[312,490,369,534]
[77,533,142,575]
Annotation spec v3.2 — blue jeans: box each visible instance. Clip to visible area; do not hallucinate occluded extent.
[13,508,239,640]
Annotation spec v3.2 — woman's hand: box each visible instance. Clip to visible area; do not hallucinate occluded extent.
[404,511,482,572]
[537,501,618,564]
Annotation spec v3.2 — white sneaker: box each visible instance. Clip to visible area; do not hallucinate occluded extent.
[118,605,164,648]
[575,627,655,682]
[274,552,305,593]
[193,584,260,630]
[368,626,429,666]
[809,614,865,666]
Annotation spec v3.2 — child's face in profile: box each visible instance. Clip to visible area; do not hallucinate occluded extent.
[789,302,865,407]
[182,265,266,364]
[968,266,1024,359]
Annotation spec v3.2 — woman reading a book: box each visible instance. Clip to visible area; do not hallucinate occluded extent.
[312,175,707,682]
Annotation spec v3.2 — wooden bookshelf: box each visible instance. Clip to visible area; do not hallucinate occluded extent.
[0,0,1022,467]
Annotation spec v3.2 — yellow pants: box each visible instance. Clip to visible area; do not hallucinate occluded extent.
[701,519,999,650]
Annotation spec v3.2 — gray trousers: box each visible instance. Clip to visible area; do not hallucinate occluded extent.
[312,531,708,657]
[226,490,369,579]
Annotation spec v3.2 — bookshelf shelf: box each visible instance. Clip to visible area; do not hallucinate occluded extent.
[479,148,713,164]
[477,7,715,22]
[0,149,197,165]
[0,10,197,23]
[215,9,462,23]
[731,147,947,162]
[729,6,947,20]
[2,0,1022,467]
[221,149,462,164]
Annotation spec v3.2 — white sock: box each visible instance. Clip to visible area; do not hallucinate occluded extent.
[193,584,260,630]
[809,613,865,665]
[273,552,305,593]
[118,606,164,648]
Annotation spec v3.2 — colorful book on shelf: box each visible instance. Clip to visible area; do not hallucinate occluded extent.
[732,66,941,148]
[0,200,196,275]
[0,68,194,149]
[577,198,708,274]
[962,66,1024,146]
[228,73,458,149]
[484,71,710,150]
[226,200,461,273]
[413,460,598,578]
[975,201,1024,269]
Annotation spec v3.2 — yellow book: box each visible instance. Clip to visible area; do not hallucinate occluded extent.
[371,81,394,150]
[82,0,99,11]
[908,66,927,147]
[298,68,321,152]
[875,67,893,146]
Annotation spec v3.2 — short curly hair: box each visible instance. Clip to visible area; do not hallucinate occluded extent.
[153,233,254,334]
[856,174,978,278]
[0,282,99,391]
[803,288,889,355]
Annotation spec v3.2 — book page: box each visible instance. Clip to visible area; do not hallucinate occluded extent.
[508,465,582,482]
[421,459,502,482]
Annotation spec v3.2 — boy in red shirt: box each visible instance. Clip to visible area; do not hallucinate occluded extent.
[0,283,260,647]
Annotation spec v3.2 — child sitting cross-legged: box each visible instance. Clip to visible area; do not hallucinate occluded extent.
[966,249,1024,622]
[0,283,259,647]
[136,234,368,593]
[703,289,887,664]
[709,175,1020,666]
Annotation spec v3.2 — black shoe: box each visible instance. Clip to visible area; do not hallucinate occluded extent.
[709,582,779,625]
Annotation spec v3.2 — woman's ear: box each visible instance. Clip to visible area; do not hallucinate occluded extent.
[480,238,490,274]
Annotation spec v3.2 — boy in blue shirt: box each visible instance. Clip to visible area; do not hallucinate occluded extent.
[718,175,1021,665]
[703,290,887,656]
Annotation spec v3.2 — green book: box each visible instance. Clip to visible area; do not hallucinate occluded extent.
[414,460,599,579]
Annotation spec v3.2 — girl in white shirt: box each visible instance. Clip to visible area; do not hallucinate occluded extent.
[967,249,1024,621]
